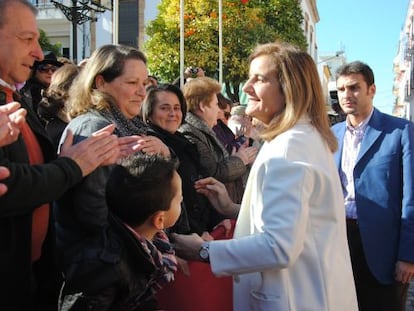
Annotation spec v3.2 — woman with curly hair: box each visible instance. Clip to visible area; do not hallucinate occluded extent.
[38,63,80,149]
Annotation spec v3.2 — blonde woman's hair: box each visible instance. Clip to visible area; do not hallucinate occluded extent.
[182,77,221,112]
[250,42,337,152]
[68,44,147,118]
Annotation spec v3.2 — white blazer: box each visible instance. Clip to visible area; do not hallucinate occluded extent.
[209,117,358,311]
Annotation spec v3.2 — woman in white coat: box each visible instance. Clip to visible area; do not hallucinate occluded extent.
[172,41,358,311]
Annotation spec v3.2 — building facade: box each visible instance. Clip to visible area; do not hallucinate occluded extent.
[301,0,319,60]
[33,0,145,63]
[393,0,414,120]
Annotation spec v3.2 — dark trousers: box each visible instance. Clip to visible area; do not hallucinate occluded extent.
[347,220,409,311]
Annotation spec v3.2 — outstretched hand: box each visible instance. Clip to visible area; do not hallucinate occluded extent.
[194,177,239,217]
[132,135,171,157]
[233,145,257,165]
[170,233,205,262]
[59,124,120,176]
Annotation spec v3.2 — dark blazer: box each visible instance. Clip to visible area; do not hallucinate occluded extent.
[332,108,414,284]
[0,87,82,309]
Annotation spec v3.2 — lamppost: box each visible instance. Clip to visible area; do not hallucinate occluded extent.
[318,50,345,64]
[51,0,106,63]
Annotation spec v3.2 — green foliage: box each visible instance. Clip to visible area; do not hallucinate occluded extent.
[145,0,307,102]
[38,29,62,56]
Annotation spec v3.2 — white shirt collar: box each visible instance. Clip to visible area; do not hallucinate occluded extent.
[0,78,16,92]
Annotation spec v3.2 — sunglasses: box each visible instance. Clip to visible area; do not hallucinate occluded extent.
[37,65,58,74]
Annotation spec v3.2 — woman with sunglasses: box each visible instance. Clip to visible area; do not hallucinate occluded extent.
[20,51,63,121]
[213,93,236,154]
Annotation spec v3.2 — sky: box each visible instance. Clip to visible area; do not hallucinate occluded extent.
[317,0,410,115]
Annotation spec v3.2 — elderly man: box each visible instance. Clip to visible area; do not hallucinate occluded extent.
[0,0,122,308]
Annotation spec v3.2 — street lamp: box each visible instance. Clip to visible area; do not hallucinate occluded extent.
[51,0,107,63]
[318,50,345,64]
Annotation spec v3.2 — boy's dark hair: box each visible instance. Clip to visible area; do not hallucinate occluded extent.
[106,154,179,227]
[335,61,375,86]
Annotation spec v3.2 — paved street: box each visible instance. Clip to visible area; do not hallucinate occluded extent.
[407,283,414,310]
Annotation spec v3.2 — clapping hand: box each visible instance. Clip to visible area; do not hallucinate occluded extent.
[0,102,26,147]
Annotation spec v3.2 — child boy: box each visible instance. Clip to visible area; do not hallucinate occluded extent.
[59,154,182,310]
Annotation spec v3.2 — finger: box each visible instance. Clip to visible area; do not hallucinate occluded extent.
[131,143,145,152]
[194,177,216,187]
[94,135,119,156]
[205,183,223,193]
[10,109,27,126]
[119,142,142,157]
[91,136,120,166]
[0,102,21,114]
[0,166,10,179]
[0,184,7,196]
[231,146,237,155]
[118,135,140,146]
[91,124,116,136]
[7,123,20,138]
[101,147,121,166]
[201,232,214,241]
[195,188,209,196]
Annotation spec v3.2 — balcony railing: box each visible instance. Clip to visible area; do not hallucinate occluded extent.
[29,0,55,9]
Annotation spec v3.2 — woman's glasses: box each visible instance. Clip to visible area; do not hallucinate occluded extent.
[37,64,58,74]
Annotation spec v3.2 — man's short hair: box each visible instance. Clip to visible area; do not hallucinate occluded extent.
[335,61,375,86]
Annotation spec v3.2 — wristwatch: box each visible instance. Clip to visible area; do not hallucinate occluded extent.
[199,242,210,263]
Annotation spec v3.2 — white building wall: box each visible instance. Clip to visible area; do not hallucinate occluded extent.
[36,4,71,54]
[301,0,319,60]
[34,0,112,62]
[393,0,414,120]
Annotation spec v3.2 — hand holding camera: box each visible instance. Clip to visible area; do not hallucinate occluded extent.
[189,66,199,74]
[185,66,205,79]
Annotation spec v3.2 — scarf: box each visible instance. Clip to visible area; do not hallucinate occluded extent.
[125,225,177,292]
[100,102,147,137]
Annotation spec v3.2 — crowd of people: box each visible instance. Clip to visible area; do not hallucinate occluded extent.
[1,0,414,310]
